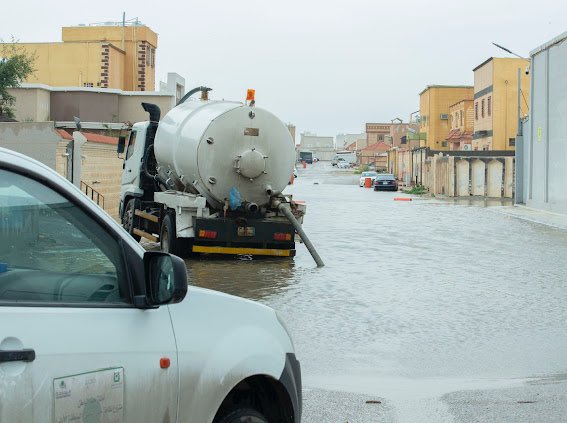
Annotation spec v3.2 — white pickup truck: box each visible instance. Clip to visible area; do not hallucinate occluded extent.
[0,148,301,423]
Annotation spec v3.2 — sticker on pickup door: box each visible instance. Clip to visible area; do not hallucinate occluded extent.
[53,367,124,423]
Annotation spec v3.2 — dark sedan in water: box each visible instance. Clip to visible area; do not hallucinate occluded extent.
[373,174,398,191]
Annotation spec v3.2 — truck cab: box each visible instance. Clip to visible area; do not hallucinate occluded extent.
[119,121,149,216]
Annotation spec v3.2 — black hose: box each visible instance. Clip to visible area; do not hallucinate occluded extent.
[177,86,212,105]
[142,144,169,190]
[142,103,161,122]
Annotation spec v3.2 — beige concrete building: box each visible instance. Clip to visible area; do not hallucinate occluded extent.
[472,57,530,151]
[7,80,183,123]
[1,23,157,91]
[299,133,335,160]
[365,123,391,146]
[446,99,474,150]
[419,85,474,150]
[366,122,420,150]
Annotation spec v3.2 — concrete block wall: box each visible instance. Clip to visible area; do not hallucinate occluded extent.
[54,140,122,219]
[79,143,124,219]
[1,123,123,219]
[422,153,514,198]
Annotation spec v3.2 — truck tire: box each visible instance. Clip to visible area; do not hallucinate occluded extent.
[122,198,141,242]
[160,212,182,256]
[217,408,268,423]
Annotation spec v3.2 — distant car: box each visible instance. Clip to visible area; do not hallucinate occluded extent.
[359,171,379,187]
[374,174,398,191]
[337,160,350,169]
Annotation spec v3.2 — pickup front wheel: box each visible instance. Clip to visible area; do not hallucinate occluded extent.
[217,408,268,423]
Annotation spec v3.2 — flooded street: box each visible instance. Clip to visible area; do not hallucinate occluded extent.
[184,163,567,422]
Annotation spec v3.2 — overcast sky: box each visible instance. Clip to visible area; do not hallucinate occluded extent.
[2,0,566,140]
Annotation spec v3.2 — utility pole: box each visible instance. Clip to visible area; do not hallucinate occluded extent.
[492,42,529,204]
[122,12,126,50]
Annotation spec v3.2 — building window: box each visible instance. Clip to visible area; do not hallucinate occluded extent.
[488,96,491,116]
[481,99,485,118]
[460,111,463,126]
[83,82,94,88]
[441,141,448,148]
[509,138,516,147]
[151,48,156,68]
[475,102,478,120]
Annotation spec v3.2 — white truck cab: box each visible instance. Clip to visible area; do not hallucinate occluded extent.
[0,148,301,423]
[120,121,148,203]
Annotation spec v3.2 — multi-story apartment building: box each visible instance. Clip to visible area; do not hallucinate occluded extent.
[472,57,530,150]
[446,99,474,150]
[419,85,474,150]
[2,22,157,91]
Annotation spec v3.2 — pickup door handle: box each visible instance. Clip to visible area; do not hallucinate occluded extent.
[0,348,36,363]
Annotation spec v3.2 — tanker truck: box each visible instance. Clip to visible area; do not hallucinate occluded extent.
[117,87,316,260]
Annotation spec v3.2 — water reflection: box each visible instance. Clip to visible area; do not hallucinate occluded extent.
[186,256,297,301]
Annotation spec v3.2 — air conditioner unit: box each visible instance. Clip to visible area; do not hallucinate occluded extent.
[463,144,472,151]
[440,114,449,120]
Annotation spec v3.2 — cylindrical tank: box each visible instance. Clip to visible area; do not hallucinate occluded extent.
[154,99,295,209]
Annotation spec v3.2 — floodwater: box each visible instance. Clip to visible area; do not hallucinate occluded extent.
[183,163,567,421]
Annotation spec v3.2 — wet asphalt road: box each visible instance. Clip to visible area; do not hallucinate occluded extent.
[182,162,567,422]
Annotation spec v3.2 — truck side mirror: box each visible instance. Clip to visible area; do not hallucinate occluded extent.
[117,136,126,154]
[144,252,188,306]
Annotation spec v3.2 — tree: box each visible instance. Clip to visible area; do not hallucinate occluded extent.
[0,39,35,119]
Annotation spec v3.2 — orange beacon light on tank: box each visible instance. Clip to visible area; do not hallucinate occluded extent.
[246,89,256,101]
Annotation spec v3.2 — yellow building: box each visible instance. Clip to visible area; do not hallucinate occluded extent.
[419,85,474,150]
[446,99,474,150]
[472,57,530,151]
[3,23,157,91]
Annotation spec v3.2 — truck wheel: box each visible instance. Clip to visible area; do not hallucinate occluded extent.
[123,199,141,242]
[217,408,268,423]
[160,212,182,256]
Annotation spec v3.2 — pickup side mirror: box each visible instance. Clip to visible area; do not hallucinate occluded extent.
[144,252,188,306]
[117,136,126,154]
